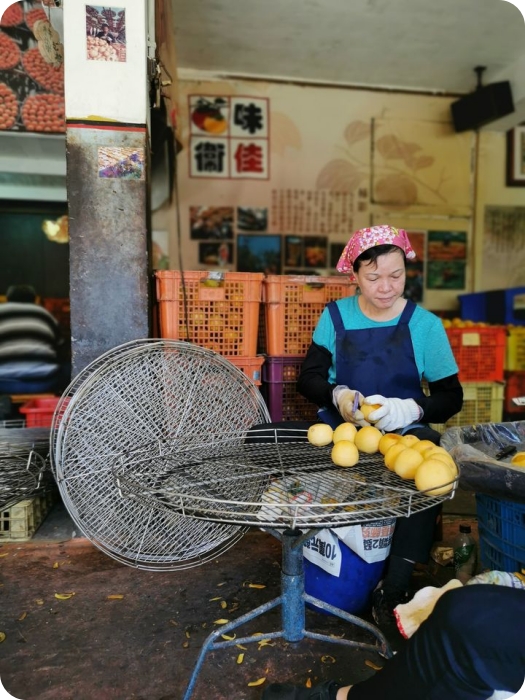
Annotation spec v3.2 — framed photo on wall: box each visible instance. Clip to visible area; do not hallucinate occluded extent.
[506,125,525,187]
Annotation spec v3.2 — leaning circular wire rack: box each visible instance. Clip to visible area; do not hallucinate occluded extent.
[50,339,272,570]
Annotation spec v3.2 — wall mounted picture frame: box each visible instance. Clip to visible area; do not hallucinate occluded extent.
[506,125,525,187]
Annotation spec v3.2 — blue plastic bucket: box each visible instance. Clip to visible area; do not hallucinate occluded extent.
[304,539,387,615]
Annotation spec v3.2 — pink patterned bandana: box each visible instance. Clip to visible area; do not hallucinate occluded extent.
[336,225,416,276]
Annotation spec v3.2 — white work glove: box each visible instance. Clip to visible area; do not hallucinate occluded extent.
[365,395,422,432]
[332,385,370,427]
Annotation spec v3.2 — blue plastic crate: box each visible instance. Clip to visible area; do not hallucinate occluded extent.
[476,494,525,572]
[458,292,487,323]
[460,288,525,325]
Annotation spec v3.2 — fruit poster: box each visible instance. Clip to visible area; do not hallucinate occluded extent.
[188,95,269,180]
[189,206,234,240]
[405,231,426,303]
[85,5,126,63]
[426,230,466,290]
[97,146,144,179]
[0,0,64,132]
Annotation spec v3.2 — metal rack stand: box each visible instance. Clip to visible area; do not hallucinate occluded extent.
[112,434,458,700]
[182,526,391,700]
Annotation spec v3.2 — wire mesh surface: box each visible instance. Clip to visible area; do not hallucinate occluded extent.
[50,340,271,570]
[114,428,458,529]
[0,426,52,510]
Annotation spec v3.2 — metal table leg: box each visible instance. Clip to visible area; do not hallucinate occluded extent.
[183,528,392,699]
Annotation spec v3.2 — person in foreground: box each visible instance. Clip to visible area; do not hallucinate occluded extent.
[297,225,463,626]
[262,584,525,700]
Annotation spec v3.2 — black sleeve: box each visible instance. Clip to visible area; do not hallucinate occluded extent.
[296,341,337,408]
[415,374,463,424]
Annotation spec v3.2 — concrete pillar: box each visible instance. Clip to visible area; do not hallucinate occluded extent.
[63,0,150,374]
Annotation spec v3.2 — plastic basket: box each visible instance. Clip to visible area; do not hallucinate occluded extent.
[261,356,318,422]
[503,370,525,414]
[156,271,263,356]
[476,494,525,572]
[226,356,265,386]
[429,381,504,434]
[0,491,56,542]
[262,275,356,356]
[458,292,487,323]
[506,327,525,371]
[19,397,60,428]
[446,326,506,382]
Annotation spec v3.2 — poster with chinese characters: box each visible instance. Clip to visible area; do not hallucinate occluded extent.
[189,95,269,179]
[271,189,354,235]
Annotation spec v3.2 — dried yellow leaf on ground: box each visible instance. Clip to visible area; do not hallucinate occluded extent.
[321,655,336,664]
[35,599,44,606]
[209,597,221,601]
[220,600,227,609]
[247,678,266,687]
[365,659,383,671]
[221,633,236,641]
[18,612,27,621]
[0,632,5,642]
[54,593,75,600]
[214,619,229,624]
[306,678,312,688]
[248,584,266,589]
[0,553,9,558]
[107,594,124,600]
[237,653,244,664]
[258,640,274,649]
[185,631,191,638]
[182,641,189,648]
[52,562,59,569]
[236,644,247,650]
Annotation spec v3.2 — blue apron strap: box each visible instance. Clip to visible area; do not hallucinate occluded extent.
[327,301,345,333]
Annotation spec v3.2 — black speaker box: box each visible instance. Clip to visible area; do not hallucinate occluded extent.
[451,81,514,132]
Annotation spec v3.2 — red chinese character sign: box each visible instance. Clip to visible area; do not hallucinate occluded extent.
[189,95,269,180]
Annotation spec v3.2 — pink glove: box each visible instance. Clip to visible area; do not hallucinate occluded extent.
[332,385,370,427]
[365,395,422,431]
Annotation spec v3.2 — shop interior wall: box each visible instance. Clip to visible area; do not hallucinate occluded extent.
[152,76,525,313]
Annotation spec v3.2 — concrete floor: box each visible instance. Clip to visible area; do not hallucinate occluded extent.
[0,484,478,700]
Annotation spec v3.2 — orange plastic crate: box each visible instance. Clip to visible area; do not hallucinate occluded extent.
[263,275,356,356]
[19,397,60,428]
[226,356,265,386]
[446,326,506,382]
[156,271,264,357]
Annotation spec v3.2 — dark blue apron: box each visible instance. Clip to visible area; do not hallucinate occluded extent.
[318,299,425,429]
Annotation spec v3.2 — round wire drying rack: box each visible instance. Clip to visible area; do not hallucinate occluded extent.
[50,339,271,570]
[50,339,459,698]
[113,427,456,530]
[0,425,52,510]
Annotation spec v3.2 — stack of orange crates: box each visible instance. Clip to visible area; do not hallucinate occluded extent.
[260,275,356,421]
[155,271,265,385]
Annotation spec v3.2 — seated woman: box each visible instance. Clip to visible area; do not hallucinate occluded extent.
[0,285,63,394]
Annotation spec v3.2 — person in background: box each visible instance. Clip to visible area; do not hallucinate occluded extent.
[297,225,463,628]
[96,23,115,43]
[0,285,64,395]
[262,584,525,700]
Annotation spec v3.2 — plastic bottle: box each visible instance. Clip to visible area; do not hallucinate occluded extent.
[453,524,477,583]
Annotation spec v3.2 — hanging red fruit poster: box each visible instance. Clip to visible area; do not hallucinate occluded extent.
[0,0,64,132]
